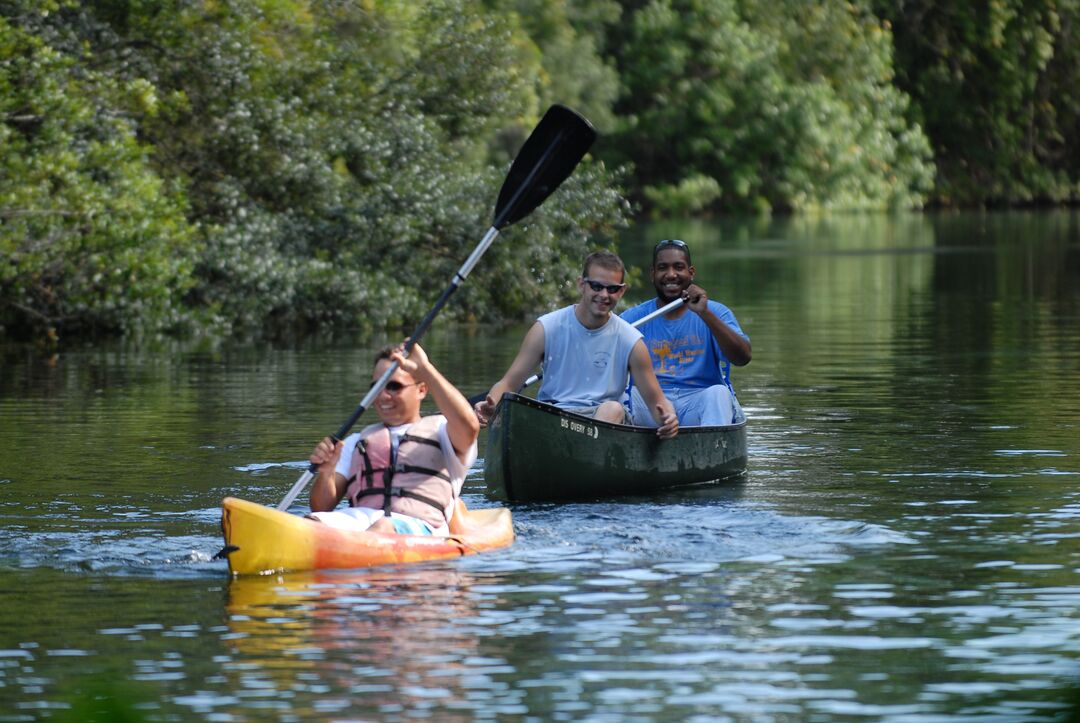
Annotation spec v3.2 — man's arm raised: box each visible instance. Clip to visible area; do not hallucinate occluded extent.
[391,343,479,465]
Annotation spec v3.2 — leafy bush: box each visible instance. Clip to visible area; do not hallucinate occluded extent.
[1,10,197,339]
[5,0,1077,342]
[874,0,1080,205]
[2,0,628,341]
[603,0,934,213]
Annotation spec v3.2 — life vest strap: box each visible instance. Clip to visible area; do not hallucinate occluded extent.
[354,487,447,513]
[355,436,376,491]
[353,464,451,485]
[394,463,451,483]
[400,433,442,450]
[383,432,400,514]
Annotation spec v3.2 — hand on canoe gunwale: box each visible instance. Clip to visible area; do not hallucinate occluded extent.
[474,394,497,428]
[653,403,679,440]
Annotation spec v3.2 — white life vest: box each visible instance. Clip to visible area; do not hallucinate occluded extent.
[344,416,455,529]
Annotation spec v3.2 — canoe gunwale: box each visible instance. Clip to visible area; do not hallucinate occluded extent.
[484,393,748,502]
[491,392,748,436]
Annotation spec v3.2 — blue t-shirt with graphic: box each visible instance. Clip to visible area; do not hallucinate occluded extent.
[621,298,747,390]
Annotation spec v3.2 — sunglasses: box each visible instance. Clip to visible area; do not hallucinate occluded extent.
[582,278,627,294]
[653,238,691,263]
[369,380,417,393]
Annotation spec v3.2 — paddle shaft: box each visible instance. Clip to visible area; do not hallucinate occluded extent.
[275,106,596,512]
[469,296,686,405]
[276,228,502,511]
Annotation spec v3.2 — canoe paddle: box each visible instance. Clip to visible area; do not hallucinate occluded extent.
[275,105,596,512]
[467,296,686,406]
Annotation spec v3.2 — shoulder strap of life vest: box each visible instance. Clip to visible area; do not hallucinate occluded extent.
[345,427,381,491]
[381,429,400,514]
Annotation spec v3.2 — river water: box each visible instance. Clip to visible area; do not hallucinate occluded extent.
[1,211,1078,721]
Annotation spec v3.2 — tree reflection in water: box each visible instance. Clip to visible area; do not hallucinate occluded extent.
[225,566,494,718]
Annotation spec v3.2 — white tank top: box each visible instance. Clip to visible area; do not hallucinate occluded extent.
[535,305,642,409]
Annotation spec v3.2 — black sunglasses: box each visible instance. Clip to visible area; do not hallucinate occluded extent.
[653,238,691,263]
[582,278,627,294]
[369,380,417,393]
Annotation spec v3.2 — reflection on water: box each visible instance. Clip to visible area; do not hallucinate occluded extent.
[1,211,1078,720]
[224,568,490,719]
[217,549,1079,720]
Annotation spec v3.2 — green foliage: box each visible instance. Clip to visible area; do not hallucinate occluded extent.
[2,0,626,341]
[484,0,623,132]
[602,0,934,214]
[873,0,1080,205]
[0,9,197,340]
[4,0,1078,342]
[643,174,723,217]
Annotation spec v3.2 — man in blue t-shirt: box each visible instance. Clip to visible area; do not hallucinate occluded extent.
[621,239,751,426]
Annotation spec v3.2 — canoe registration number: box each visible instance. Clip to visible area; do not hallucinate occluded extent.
[561,416,599,439]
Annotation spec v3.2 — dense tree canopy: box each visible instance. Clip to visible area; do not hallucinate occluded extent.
[2,0,1076,342]
[598,0,937,214]
[1,7,196,338]
[2,0,626,341]
[872,0,1080,205]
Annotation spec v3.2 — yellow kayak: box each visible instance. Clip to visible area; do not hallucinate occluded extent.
[219,497,514,575]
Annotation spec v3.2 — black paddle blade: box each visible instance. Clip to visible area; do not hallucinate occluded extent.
[493,105,596,230]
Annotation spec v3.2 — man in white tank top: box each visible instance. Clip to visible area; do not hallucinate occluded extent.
[474,251,678,439]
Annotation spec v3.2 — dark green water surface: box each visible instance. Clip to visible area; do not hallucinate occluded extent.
[1,211,1078,721]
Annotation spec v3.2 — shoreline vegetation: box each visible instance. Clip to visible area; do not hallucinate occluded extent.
[4,0,1079,343]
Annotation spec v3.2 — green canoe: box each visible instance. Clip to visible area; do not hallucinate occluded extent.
[483,393,747,501]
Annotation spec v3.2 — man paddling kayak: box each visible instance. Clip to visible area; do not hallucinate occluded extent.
[474,250,678,439]
[307,342,479,536]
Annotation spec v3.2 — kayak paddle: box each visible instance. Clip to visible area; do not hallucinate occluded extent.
[276,105,596,511]
[467,296,686,406]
